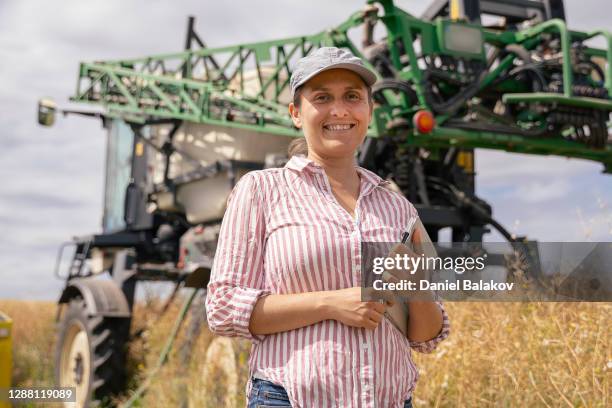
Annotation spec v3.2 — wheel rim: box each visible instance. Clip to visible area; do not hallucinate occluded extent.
[59,321,90,407]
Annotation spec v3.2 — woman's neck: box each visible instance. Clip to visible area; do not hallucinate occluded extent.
[307,152,360,188]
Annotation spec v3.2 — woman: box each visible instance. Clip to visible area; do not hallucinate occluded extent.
[206,47,450,408]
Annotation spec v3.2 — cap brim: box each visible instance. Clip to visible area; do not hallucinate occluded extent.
[292,62,378,96]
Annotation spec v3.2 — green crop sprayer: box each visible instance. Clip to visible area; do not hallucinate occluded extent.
[37,1,610,406]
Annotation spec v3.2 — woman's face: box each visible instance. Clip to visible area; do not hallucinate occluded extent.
[289,69,372,160]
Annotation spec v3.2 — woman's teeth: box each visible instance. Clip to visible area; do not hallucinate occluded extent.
[324,124,354,131]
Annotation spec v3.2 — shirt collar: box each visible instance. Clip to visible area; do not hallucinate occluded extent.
[285,154,390,188]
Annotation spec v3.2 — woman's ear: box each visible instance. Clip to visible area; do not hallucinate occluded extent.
[289,103,302,128]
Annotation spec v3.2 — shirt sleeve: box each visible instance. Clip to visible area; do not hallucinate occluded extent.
[408,301,450,354]
[205,172,270,342]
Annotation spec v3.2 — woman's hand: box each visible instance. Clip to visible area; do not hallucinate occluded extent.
[322,287,391,330]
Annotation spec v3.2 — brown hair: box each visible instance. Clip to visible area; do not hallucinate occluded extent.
[288,87,309,158]
[287,84,373,158]
[288,137,309,157]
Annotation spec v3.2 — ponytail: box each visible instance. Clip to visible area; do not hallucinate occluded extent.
[288,137,308,158]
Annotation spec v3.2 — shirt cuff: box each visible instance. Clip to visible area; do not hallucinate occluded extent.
[233,287,271,342]
[408,301,450,354]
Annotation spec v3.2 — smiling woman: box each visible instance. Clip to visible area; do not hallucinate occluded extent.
[205,46,450,408]
[287,68,375,219]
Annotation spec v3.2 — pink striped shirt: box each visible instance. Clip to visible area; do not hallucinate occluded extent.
[205,154,450,408]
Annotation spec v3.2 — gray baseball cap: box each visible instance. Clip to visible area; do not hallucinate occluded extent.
[289,46,378,98]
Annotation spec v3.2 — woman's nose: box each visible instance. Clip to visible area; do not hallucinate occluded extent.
[329,100,349,117]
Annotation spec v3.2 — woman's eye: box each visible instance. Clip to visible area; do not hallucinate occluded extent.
[315,94,329,102]
[347,93,361,101]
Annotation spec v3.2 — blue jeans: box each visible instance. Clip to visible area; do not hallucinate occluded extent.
[247,378,413,408]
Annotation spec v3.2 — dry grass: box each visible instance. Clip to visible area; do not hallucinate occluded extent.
[116,293,252,408]
[1,298,609,407]
[0,300,57,388]
[412,302,610,407]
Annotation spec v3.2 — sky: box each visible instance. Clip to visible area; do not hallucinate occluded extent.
[0,0,610,300]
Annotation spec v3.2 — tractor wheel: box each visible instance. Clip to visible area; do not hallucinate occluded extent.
[55,298,129,407]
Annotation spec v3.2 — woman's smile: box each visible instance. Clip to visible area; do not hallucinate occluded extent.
[322,122,357,138]
[323,123,356,131]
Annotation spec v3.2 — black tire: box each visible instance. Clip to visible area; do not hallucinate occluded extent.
[55,298,130,407]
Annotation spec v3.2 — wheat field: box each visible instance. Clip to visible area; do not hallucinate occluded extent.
[1,298,609,407]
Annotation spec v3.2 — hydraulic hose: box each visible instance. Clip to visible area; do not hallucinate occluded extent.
[499,44,546,92]
[422,69,489,115]
[427,177,517,242]
[372,78,418,105]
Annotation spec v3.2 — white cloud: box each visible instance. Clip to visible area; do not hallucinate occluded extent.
[513,179,571,203]
[475,149,611,241]
[475,150,604,186]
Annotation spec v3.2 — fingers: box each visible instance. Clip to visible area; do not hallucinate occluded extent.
[367,309,384,323]
[359,309,383,329]
[364,319,378,330]
[354,305,385,330]
[341,289,393,330]
[365,301,387,314]
[361,316,380,330]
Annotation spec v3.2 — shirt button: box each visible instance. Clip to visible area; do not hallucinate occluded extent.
[362,342,370,350]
